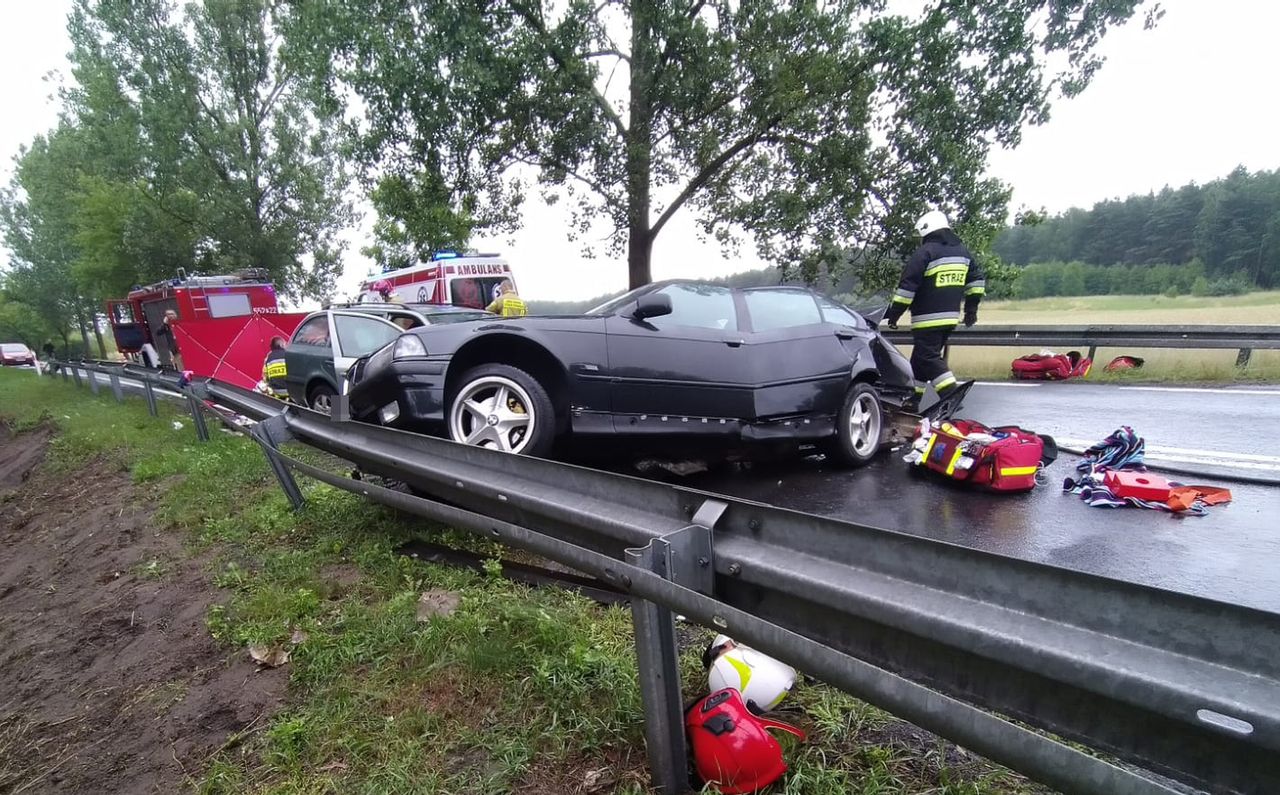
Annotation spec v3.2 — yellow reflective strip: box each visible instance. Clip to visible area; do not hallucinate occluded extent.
[891,295,912,305]
[921,434,938,461]
[945,447,964,476]
[1000,466,1039,477]
[724,655,753,694]
[965,286,986,295]
[911,318,960,330]
[934,376,957,391]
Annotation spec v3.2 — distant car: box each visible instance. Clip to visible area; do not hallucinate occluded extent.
[1,343,37,367]
[284,303,492,412]
[344,280,921,465]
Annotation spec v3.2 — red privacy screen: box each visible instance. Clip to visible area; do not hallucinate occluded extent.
[173,313,308,390]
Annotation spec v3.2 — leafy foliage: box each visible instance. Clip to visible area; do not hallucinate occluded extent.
[283,0,1154,288]
[995,167,1280,288]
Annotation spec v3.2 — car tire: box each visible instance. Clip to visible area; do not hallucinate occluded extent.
[308,382,337,413]
[447,363,556,457]
[824,382,884,467]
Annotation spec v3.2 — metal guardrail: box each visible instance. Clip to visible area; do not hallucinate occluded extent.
[50,360,1280,795]
[882,324,1280,366]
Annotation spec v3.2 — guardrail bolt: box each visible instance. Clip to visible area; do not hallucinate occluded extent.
[697,556,709,568]
[748,519,761,531]
[727,563,742,576]
[683,504,693,516]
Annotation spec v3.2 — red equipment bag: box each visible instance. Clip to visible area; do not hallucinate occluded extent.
[1011,350,1092,381]
[686,688,806,794]
[915,419,1056,492]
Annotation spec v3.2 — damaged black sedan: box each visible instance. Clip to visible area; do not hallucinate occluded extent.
[344,280,929,465]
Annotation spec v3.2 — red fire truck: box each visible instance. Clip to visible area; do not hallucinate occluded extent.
[107,269,284,368]
[357,251,517,309]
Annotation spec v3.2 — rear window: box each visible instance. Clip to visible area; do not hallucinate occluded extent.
[450,277,507,309]
[292,316,331,346]
[2,344,30,354]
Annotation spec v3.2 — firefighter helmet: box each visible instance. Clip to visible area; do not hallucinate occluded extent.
[915,209,951,237]
[704,635,798,714]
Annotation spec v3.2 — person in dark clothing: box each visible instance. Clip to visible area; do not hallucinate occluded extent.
[260,336,289,399]
[154,309,184,370]
[883,210,984,410]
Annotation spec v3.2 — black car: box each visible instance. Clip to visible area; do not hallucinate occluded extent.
[345,280,920,465]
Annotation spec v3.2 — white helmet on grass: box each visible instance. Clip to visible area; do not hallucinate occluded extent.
[704,634,798,714]
[915,209,951,237]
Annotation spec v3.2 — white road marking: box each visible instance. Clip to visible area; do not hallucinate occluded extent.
[1117,386,1280,396]
[974,381,1042,388]
[1057,437,1280,472]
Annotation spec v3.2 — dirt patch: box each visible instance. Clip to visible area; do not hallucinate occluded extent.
[0,421,52,494]
[0,426,286,794]
[517,744,648,795]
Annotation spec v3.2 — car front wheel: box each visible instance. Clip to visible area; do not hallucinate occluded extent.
[447,364,556,456]
[308,382,336,413]
[824,382,884,467]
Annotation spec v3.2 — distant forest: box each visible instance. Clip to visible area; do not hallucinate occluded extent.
[993,166,1280,297]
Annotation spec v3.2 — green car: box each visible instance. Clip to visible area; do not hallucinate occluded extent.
[284,303,492,411]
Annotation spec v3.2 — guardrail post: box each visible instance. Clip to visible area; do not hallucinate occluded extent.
[626,538,689,794]
[71,367,82,388]
[251,414,305,510]
[1087,345,1098,361]
[109,371,124,403]
[87,368,100,396]
[1236,347,1253,367]
[142,378,159,417]
[186,393,209,442]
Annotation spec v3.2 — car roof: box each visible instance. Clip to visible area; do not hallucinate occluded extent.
[325,303,492,316]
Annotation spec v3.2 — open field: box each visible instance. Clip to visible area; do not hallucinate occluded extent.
[939,292,1280,383]
[0,368,1042,795]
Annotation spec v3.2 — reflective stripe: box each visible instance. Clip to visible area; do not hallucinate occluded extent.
[894,288,915,300]
[965,286,986,296]
[934,375,957,391]
[925,256,970,274]
[891,295,913,305]
[945,447,964,475]
[921,434,939,461]
[724,654,753,693]
[1000,465,1039,477]
[930,371,955,386]
[912,318,959,329]
[966,279,986,289]
[910,311,960,330]
[913,385,926,395]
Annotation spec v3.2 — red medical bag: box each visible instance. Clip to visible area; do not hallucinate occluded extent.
[1011,350,1092,381]
[915,419,1055,492]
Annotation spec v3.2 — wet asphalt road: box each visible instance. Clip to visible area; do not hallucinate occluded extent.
[673,382,1280,613]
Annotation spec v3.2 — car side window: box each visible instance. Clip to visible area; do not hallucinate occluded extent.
[815,296,865,328]
[649,284,738,331]
[743,289,823,331]
[334,314,401,357]
[293,316,331,347]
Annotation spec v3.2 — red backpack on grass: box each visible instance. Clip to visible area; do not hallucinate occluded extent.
[1011,350,1092,381]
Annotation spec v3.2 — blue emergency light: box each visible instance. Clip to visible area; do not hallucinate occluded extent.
[431,251,460,260]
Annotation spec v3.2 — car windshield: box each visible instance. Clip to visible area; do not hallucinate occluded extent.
[584,286,653,316]
[424,311,491,325]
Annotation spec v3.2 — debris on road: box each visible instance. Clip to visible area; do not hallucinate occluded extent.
[1063,427,1234,515]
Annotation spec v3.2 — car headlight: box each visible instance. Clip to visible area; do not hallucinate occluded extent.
[394,334,427,359]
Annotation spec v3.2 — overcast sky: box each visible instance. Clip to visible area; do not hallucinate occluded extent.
[2,0,1277,302]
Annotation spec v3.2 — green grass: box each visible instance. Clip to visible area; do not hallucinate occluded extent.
[926,291,1280,383]
[0,369,1043,795]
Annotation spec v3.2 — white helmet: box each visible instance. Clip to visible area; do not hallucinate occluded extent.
[704,635,797,714]
[915,209,951,237]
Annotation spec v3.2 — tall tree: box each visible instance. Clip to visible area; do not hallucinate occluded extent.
[285,0,1155,289]
[67,0,355,301]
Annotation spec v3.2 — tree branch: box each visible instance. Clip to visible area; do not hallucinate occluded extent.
[650,114,785,239]
[582,48,632,64]
[515,153,625,211]
[510,2,628,140]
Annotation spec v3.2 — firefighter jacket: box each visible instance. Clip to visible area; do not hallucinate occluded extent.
[487,294,528,317]
[262,348,288,397]
[886,230,985,330]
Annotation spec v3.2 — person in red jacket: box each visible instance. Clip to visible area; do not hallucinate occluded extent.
[884,210,984,410]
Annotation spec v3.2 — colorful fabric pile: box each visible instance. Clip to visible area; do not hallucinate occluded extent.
[1062,426,1232,516]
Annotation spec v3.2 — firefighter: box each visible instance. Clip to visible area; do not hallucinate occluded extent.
[486,280,528,317]
[260,336,289,399]
[155,309,185,371]
[883,210,984,410]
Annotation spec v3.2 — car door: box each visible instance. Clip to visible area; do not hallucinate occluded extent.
[284,314,335,403]
[330,312,404,384]
[739,288,855,418]
[604,283,751,419]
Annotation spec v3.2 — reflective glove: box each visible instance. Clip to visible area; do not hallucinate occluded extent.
[963,310,978,328]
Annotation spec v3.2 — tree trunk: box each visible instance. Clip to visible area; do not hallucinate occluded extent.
[74,304,91,358]
[626,0,657,289]
[92,311,108,359]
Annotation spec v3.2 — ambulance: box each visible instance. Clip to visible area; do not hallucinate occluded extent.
[357,251,517,309]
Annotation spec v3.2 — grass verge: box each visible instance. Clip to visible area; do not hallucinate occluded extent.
[0,368,1046,795]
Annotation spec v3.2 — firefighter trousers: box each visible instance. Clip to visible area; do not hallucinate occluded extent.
[910,327,957,394]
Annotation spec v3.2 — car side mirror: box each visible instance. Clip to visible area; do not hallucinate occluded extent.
[633,293,673,321]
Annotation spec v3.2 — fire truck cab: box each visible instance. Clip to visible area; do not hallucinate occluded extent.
[107,269,280,367]
[358,251,517,310]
